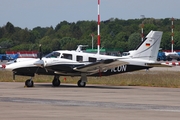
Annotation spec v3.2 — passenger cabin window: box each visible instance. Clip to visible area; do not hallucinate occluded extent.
[45,52,60,58]
[61,53,72,60]
[89,57,97,62]
[77,56,83,62]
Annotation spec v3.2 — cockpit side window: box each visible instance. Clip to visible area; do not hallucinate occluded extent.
[45,52,60,58]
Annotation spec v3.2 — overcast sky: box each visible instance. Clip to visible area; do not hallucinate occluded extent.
[0,0,179,29]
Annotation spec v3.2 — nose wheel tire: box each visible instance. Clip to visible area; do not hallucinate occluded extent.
[25,79,34,87]
[77,80,86,87]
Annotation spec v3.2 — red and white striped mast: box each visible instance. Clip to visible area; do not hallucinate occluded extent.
[140,15,145,41]
[97,0,100,54]
[171,17,174,53]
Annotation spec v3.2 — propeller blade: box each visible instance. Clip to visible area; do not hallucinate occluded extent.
[39,44,42,60]
[13,72,15,80]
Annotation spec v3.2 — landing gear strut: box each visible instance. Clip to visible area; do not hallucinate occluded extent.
[77,74,87,87]
[25,77,34,87]
[52,75,60,87]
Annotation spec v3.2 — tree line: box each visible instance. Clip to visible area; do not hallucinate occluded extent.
[0,18,180,54]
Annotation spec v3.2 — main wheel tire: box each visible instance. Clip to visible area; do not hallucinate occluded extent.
[167,57,172,61]
[25,79,34,87]
[52,79,60,87]
[77,80,86,87]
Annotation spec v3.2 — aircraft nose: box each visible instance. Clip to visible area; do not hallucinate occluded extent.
[0,64,6,69]
[2,64,6,68]
[4,64,16,71]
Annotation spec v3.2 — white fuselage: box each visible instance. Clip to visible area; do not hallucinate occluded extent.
[5,50,154,71]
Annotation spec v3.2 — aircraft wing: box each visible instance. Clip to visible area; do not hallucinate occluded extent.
[73,59,128,73]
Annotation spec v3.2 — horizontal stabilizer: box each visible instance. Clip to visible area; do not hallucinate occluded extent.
[146,63,172,67]
[73,59,128,73]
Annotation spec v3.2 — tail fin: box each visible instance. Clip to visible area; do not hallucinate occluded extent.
[130,30,163,61]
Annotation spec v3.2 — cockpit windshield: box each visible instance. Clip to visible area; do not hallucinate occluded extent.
[45,52,60,58]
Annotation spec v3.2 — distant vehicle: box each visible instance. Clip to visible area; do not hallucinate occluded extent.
[164,51,180,61]
[0,54,6,62]
[157,52,166,61]
[122,52,130,56]
[0,54,19,62]
[122,50,136,56]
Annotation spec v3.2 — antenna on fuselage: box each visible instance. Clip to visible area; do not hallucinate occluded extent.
[97,0,100,54]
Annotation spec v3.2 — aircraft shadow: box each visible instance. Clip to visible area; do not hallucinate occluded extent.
[34,83,134,90]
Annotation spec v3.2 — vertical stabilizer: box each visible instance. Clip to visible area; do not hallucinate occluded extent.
[130,30,163,61]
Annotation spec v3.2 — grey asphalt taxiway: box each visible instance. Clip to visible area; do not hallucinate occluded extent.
[1,60,180,119]
[0,82,180,120]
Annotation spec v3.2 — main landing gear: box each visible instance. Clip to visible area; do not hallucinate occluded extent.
[52,75,60,87]
[25,77,34,87]
[77,79,86,87]
[77,74,87,87]
[51,74,87,87]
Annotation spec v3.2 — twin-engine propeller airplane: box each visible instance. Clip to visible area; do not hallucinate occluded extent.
[4,30,165,87]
